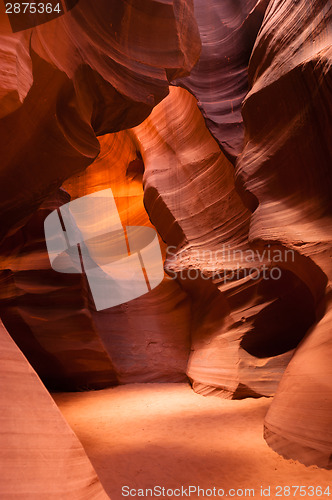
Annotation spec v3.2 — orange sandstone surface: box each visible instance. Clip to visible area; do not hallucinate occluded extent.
[0,0,331,497]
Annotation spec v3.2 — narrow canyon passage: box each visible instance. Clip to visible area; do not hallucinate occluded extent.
[1,0,331,496]
[54,384,332,499]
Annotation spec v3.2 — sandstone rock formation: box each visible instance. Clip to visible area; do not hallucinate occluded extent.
[63,132,192,384]
[0,318,109,498]
[0,188,118,391]
[176,0,269,163]
[0,0,331,488]
[0,127,191,389]
[132,86,316,399]
[0,1,200,493]
[236,0,332,469]
[0,0,201,243]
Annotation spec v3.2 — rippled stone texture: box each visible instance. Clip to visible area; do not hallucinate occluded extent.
[0,0,331,482]
[132,87,316,399]
[236,0,332,468]
[0,2,199,494]
[0,128,191,388]
[0,30,32,117]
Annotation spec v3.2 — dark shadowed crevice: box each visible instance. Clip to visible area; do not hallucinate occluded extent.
[240,270,316,358]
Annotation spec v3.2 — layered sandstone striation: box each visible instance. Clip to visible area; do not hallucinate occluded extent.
[0,0,199,386]
[63,132,192,384]
[0,2,200,493]
[176,0,269,163]
[236,0,332,468]
[0,130,191,388]
[0,188,118,391]
[132,86,316,399]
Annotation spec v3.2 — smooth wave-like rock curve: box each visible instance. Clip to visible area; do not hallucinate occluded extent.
[132,86,316,398]
[0,0,200,243]
[0,319,109,499]
[236,0,332,468]
[0,0,331,476]
[264,296,332,469]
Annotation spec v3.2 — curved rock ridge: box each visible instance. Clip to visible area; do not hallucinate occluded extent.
[0,0,201,243]
[132,86,316,399]
[236,0,332,467]
[63,131,192,384]
[0,2,33,115]
[32,0,201,125]
[264,296,332,470]
[0,31,32,118]
[0,188,117,391]
[0,319,109,499]
[175,0,269,163]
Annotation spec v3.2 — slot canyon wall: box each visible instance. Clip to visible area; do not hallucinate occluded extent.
[0,0,331,496]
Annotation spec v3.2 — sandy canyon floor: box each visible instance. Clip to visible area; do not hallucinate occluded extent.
[54,384,332,499]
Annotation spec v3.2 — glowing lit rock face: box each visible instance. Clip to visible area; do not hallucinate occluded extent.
[0,0,201,242]
[62,132,192,385]
[0,0,331,486]
[44,188,164,310]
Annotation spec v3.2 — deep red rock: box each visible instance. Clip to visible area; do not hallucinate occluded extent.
[0,0,331,483]
[0,0,201,242]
